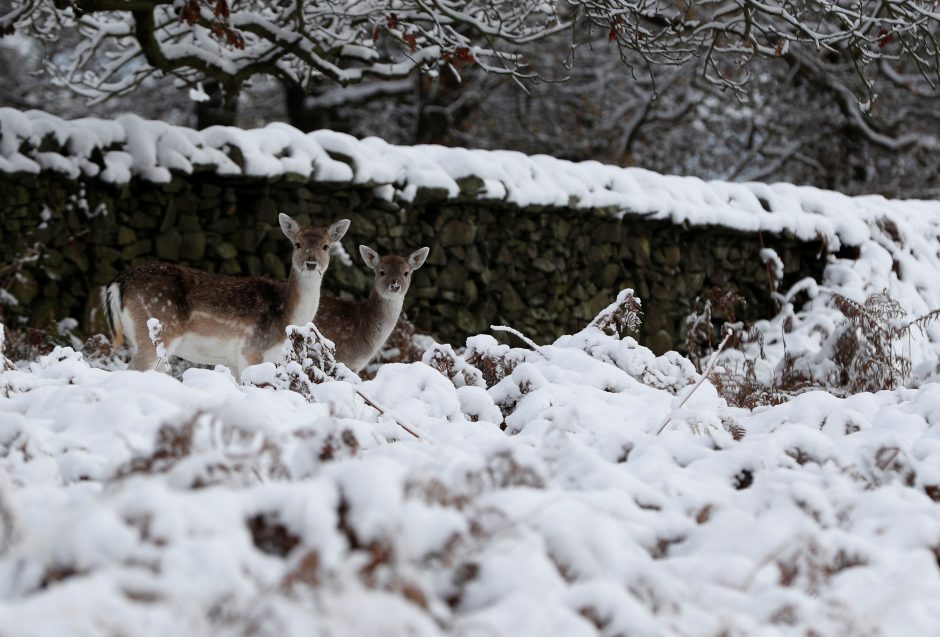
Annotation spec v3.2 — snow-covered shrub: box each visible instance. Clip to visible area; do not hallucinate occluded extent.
[116,410,292,488]
[244,323,358,401]
[422,343,485,388]
[280,322,357,383]
[146,317,169,373]
[0,317,125,372]
[709,359,794,408]
[589,288,643,338]
[555,291,698,395]
[463,334,532,389]
[744,288,940,397]
[4,291,940,635]
[0,324,12,399]
[694,282,940,403]
[685,287,746,370]
[823,290,940,393]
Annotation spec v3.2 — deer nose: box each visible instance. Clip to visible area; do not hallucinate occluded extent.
[389,280,401,292]
[305,259,318,271]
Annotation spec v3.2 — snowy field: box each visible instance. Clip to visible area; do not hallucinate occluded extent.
[3,109,940,635]
[2,294,940,637]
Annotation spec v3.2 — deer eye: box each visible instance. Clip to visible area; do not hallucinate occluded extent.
[294,242,300,248]
[322,244,329,250]
[379,270,386,276]
[404,271,410,277]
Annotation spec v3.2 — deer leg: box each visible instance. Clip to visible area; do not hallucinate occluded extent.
[126,314,174,373]
[128,344,161,372]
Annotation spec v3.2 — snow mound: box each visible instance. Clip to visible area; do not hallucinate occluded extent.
[2,313,940,635]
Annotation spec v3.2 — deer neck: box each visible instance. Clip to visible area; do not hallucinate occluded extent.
[285,268,322,327]
[364,288,404,343]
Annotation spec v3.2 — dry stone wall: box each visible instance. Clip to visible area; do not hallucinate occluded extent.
[0,170,825,352]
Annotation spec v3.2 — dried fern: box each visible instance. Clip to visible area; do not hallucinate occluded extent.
[710,360,789,409]
[0,324,13,372]
[908,308,940,332]
[590,288,643,338]
[685,288,745,370]
[829,289,940,392]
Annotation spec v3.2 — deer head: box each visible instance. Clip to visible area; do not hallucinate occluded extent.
[279,213,350,278]
[359,245,430,300]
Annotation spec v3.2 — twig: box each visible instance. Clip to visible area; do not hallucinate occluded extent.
[490,324,542,352]
[876,447,900,471]
[353,387,425,441]
[738,536,799,591]
[657,331,733,435]
[757,232,780,310]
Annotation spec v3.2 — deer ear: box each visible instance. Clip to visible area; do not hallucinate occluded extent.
[359,245,380,270]
[279,213,300,241]
[408,247,430,270]
[328,219,351,242]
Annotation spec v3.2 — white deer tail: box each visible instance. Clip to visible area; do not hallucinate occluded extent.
[102,283,125,348]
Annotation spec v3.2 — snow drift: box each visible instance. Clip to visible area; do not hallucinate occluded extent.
[1,301,940,636]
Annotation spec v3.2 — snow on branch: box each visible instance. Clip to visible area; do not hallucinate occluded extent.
[587,0,940,96]
[4,0,940,104]
[1,0,563,102]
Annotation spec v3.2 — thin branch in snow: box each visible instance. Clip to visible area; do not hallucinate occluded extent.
[657,331,733,435]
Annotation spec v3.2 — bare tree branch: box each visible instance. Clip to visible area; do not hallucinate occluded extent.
[4,0,940,104]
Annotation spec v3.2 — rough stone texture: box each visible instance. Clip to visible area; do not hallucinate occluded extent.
[0,172,825,353]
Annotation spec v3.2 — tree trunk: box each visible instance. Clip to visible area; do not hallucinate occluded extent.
[195,80,237,129]
[284,81,332,132]
[415,68,478,145]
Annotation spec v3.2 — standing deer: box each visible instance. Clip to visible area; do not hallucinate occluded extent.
[102,214,350,375]
[315,245,430,372]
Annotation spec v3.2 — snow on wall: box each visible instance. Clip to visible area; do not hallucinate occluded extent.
[2,107,938,252]
[4,107,940,370]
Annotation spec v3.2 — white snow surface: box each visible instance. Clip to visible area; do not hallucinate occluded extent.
[3,108,940,632]
[2,320,940,636]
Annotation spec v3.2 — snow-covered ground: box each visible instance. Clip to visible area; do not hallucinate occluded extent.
[2,302,940,637]
[3,107,940,634]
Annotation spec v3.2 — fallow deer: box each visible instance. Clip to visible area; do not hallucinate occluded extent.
[102,214,350,375]
[315,245,429,372]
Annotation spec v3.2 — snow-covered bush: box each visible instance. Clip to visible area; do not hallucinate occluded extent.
[589,288,643,339]
[822,290,940,393]
[242,323,359,402]
[701,285,940,404]
[3,290,940,635]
